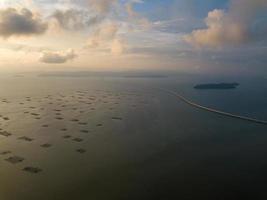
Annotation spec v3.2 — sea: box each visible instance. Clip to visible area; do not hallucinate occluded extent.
[0,72,266,200]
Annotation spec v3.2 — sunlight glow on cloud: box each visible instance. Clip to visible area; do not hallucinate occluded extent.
[184,0,267,48]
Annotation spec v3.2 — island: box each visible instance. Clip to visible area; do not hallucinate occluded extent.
[194,83,239,90]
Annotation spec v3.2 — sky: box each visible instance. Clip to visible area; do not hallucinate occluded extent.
[0,0,266,75]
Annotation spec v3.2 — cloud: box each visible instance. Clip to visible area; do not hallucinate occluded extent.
[88,0,117,14]
[39,49,77,64]
[184,0,267,48]
[86,22,127,55]
[49,0,121,33]
[52,9,87,30]
[51,9,102,31]
[126,0,151,29]
[126,0,143,18]
[83,0,148,55]
[0,8,48,38]
[86,22,119,47]
[111,38,126,55]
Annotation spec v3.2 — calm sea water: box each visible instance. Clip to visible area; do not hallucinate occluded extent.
[0,74,266,200]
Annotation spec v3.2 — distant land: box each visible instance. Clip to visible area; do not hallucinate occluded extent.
[123,75,168,78]
[194,83,239,90]
[39,71,168,78]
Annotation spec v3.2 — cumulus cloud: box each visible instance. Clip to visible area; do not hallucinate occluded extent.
[39,49,77,64]
[184,0,267,48]
[0,8,48,38]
